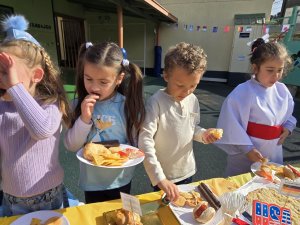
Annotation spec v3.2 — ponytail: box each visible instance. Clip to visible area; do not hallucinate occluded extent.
[120,62,145,145]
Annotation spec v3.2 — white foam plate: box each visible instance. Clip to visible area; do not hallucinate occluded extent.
[10,210,69,225]
[169,184,223,225]
[76,144,144,168]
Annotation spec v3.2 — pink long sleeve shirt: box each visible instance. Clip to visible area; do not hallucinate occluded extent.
[0,84,64,197]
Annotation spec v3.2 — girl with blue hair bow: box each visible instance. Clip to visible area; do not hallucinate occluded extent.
[0,15,71,216]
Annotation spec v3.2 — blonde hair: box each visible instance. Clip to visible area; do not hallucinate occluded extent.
[0,40,71,126]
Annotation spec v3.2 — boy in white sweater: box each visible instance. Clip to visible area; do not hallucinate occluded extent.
[138,42,222,202]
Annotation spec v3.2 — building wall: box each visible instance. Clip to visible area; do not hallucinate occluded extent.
[52,0,84,16]
[0,0,275,80]
[0,0,58,63]
[158,0,273,73]
[84,10,156,70]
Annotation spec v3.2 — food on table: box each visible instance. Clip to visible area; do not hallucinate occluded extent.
[197,182,221,210]
[283,165,297,180]
[193,201,216,224]
[43,216,63,225]
[172,190,202,207]
[255,159,282,183]
[285,164,300,179]
[256,160,300,182]
[83,143,129,166]
[209,128,223,139]
[30,218,42,225]
[30,217,63,225]
[107,209,143,225]
[246,188,300,224]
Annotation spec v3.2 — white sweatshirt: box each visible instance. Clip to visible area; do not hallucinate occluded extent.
[138,89,206,186]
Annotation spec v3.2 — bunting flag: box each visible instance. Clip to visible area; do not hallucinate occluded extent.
[212,26,218,32]
[189,24,194,32]
[282,24,290,32]
[224,25,230,32]
[166,22,290,36]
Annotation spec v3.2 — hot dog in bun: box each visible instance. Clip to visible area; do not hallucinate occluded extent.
[193,201,216,223]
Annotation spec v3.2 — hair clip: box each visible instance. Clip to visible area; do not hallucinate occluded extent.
[122,59,129,67]
[86,42,93,49]
[2,15,41,46]
[247,33,269,47]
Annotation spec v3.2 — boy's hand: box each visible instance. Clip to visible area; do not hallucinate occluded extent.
[157,179,179,202]
[277,128,290,145]
[0,52,20,89]
[202,128,221,144]
[80,94,99,124]
[246,148,264,162]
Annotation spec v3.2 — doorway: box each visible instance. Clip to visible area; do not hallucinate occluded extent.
[54,15,85,68]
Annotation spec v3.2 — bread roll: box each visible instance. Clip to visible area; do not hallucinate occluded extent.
[283,166,296,180]
[114,209,142,225]
[193,202,215,224]
[210,129,223,139]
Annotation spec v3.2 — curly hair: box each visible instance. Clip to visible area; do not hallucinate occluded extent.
[164,42,207,75]
[250,40,292,77]
[0,40,71,126]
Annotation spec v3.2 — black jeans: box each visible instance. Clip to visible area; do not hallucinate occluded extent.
[152,176,193,192]
[84,182,131,203]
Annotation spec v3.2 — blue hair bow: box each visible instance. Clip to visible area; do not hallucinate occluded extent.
[1,15,41,46]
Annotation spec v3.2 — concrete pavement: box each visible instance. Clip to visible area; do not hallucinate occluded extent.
[60,76,300,202]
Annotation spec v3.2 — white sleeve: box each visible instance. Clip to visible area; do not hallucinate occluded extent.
[64,117,93,151]
[215,87,254,154]
[282,93,297,133]
[192,99,207,142]
[138,98,166,186]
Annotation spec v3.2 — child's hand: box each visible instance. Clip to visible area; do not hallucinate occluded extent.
[80,94,99,124]
[0,52,20,89]
[202,128,220,144]
[277,128,290,145]
[246,148,264,163]
[157,179,179,202]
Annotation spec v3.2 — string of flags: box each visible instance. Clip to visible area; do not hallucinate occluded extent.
[171,22,291,34]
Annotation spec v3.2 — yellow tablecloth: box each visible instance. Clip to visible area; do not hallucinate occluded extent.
[0,173,253,225]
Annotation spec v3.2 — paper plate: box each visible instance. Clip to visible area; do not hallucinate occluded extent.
[10,210,70,225]
[169,184,223,225]
[251,161,283,175]
[76,144,144,168]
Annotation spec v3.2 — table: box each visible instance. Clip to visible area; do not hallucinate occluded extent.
[0,173,253,225]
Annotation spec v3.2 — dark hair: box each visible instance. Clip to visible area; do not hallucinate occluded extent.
[250,38,265,53]
[164,42,207,75]
[72,42,145,145]
[250,40,292,76]
[0,40,71,126]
